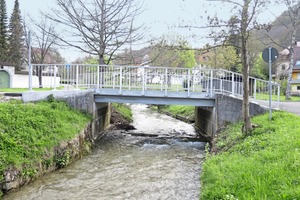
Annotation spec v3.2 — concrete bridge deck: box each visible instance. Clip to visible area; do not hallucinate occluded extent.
[94,88,215,106]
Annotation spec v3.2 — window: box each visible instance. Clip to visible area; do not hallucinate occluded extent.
[298,73,300,79]
[281,64,286,70]
[296,61,300,67]
[297,86,300,90]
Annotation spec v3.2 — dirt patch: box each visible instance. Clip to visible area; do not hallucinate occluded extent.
[110,107,135,131]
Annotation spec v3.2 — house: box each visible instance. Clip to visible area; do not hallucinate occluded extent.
[275,42,300,95]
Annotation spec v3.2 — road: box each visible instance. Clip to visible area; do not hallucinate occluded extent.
[252,100,300,116]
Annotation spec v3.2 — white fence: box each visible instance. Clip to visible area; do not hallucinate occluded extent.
[30,64,280,101]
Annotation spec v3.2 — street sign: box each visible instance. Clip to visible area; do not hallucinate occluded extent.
[262,47,278,63]
[262,46,278,121]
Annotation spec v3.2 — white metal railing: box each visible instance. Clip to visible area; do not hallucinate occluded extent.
[29,64,280,102]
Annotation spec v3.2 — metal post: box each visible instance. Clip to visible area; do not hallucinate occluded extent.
[142,66,145,96]
[75,65,79,90]
[119,66,123,94]
[277,84,280,108]
[28,30,33,91]
[187,69,191,97]
[53,65,57,91]
[100,66,103,89]
[96,65,99,90]
[165,68,168,96]
[231,72,234,95]
[210,70,213,97]
[268,47,272,120]
[254,79,257,100]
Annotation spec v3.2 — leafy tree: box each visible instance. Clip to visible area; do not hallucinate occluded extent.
[8,0,25,71]
[0,0,8,63]
[150,36,196,68]
[199,46,239,70]
[251,55,268,79]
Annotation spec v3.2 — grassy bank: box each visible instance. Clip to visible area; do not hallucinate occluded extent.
[0,99,91,197]
[201,111,300,199]
[111,103,133,122]
[153,105,195,122]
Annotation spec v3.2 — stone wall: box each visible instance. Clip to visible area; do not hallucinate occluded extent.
[1,123,94,193]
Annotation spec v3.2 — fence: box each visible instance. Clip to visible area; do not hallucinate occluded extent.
[29,64,280,102]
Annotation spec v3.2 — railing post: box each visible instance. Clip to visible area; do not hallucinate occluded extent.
[119,66,123,94]
[29,64,33,91]
[100,66,103,89]
[277,84,280,107]
[76,65,79,90]
[231,72,235,95]
[210,70,213,97]
[142,66,145,96]
[53,65,57,91]
[187,68,191,97]
[96,65,100,90]
[254,79,257,100]
[220,79,223,93]
[165,68,168,96]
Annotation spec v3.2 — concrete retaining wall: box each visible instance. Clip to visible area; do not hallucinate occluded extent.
[195,94,268,139]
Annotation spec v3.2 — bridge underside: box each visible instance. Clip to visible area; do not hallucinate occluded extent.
[94,89,215,106]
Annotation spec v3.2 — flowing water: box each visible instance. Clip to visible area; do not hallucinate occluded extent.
[4,104,205,200]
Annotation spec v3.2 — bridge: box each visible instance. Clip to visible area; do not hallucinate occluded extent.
[23,64,280,139]
[28,64,280,106]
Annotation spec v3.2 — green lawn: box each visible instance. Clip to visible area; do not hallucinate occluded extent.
[255,93,300,102]
[0,87,64,93]
[201,111,300,199]
[0,99,91,197]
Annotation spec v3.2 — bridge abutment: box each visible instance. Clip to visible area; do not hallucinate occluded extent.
[195,94,268,141]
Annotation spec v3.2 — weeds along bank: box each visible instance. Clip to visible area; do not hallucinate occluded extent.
[201,111,300,199]
[0,99,92,197]
[151,105,195,123]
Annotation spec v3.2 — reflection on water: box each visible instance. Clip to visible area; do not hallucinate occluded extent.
[4,104,205,200]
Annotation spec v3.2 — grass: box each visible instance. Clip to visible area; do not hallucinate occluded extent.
[111,103,133,122]
[156,105,195,120]
[256,93,300,102]
[0,86,64,92]
[0,99,91,188]
[201,111,300,200]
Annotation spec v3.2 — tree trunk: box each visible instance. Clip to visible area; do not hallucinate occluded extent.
[38,67,43,88]
[241,1,252,133]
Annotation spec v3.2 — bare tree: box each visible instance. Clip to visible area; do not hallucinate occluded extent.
[273,1,300,100]
[200,0,269,133]
[45,0,143,65]
[24,16,59,87]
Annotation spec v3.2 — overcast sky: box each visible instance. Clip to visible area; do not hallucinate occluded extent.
[7,0,286,62]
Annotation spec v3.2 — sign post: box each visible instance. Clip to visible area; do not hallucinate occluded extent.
[28,30,32,91]
[262,47,278,120]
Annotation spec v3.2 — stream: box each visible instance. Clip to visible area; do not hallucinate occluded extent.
[4,104,206,200]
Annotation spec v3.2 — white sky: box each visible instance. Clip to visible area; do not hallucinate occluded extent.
[7,0,286,62]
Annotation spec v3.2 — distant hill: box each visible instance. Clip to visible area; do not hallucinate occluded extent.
[257,6,300,49]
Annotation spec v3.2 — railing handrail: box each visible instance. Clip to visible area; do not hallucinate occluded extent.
[28,64,280,104]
